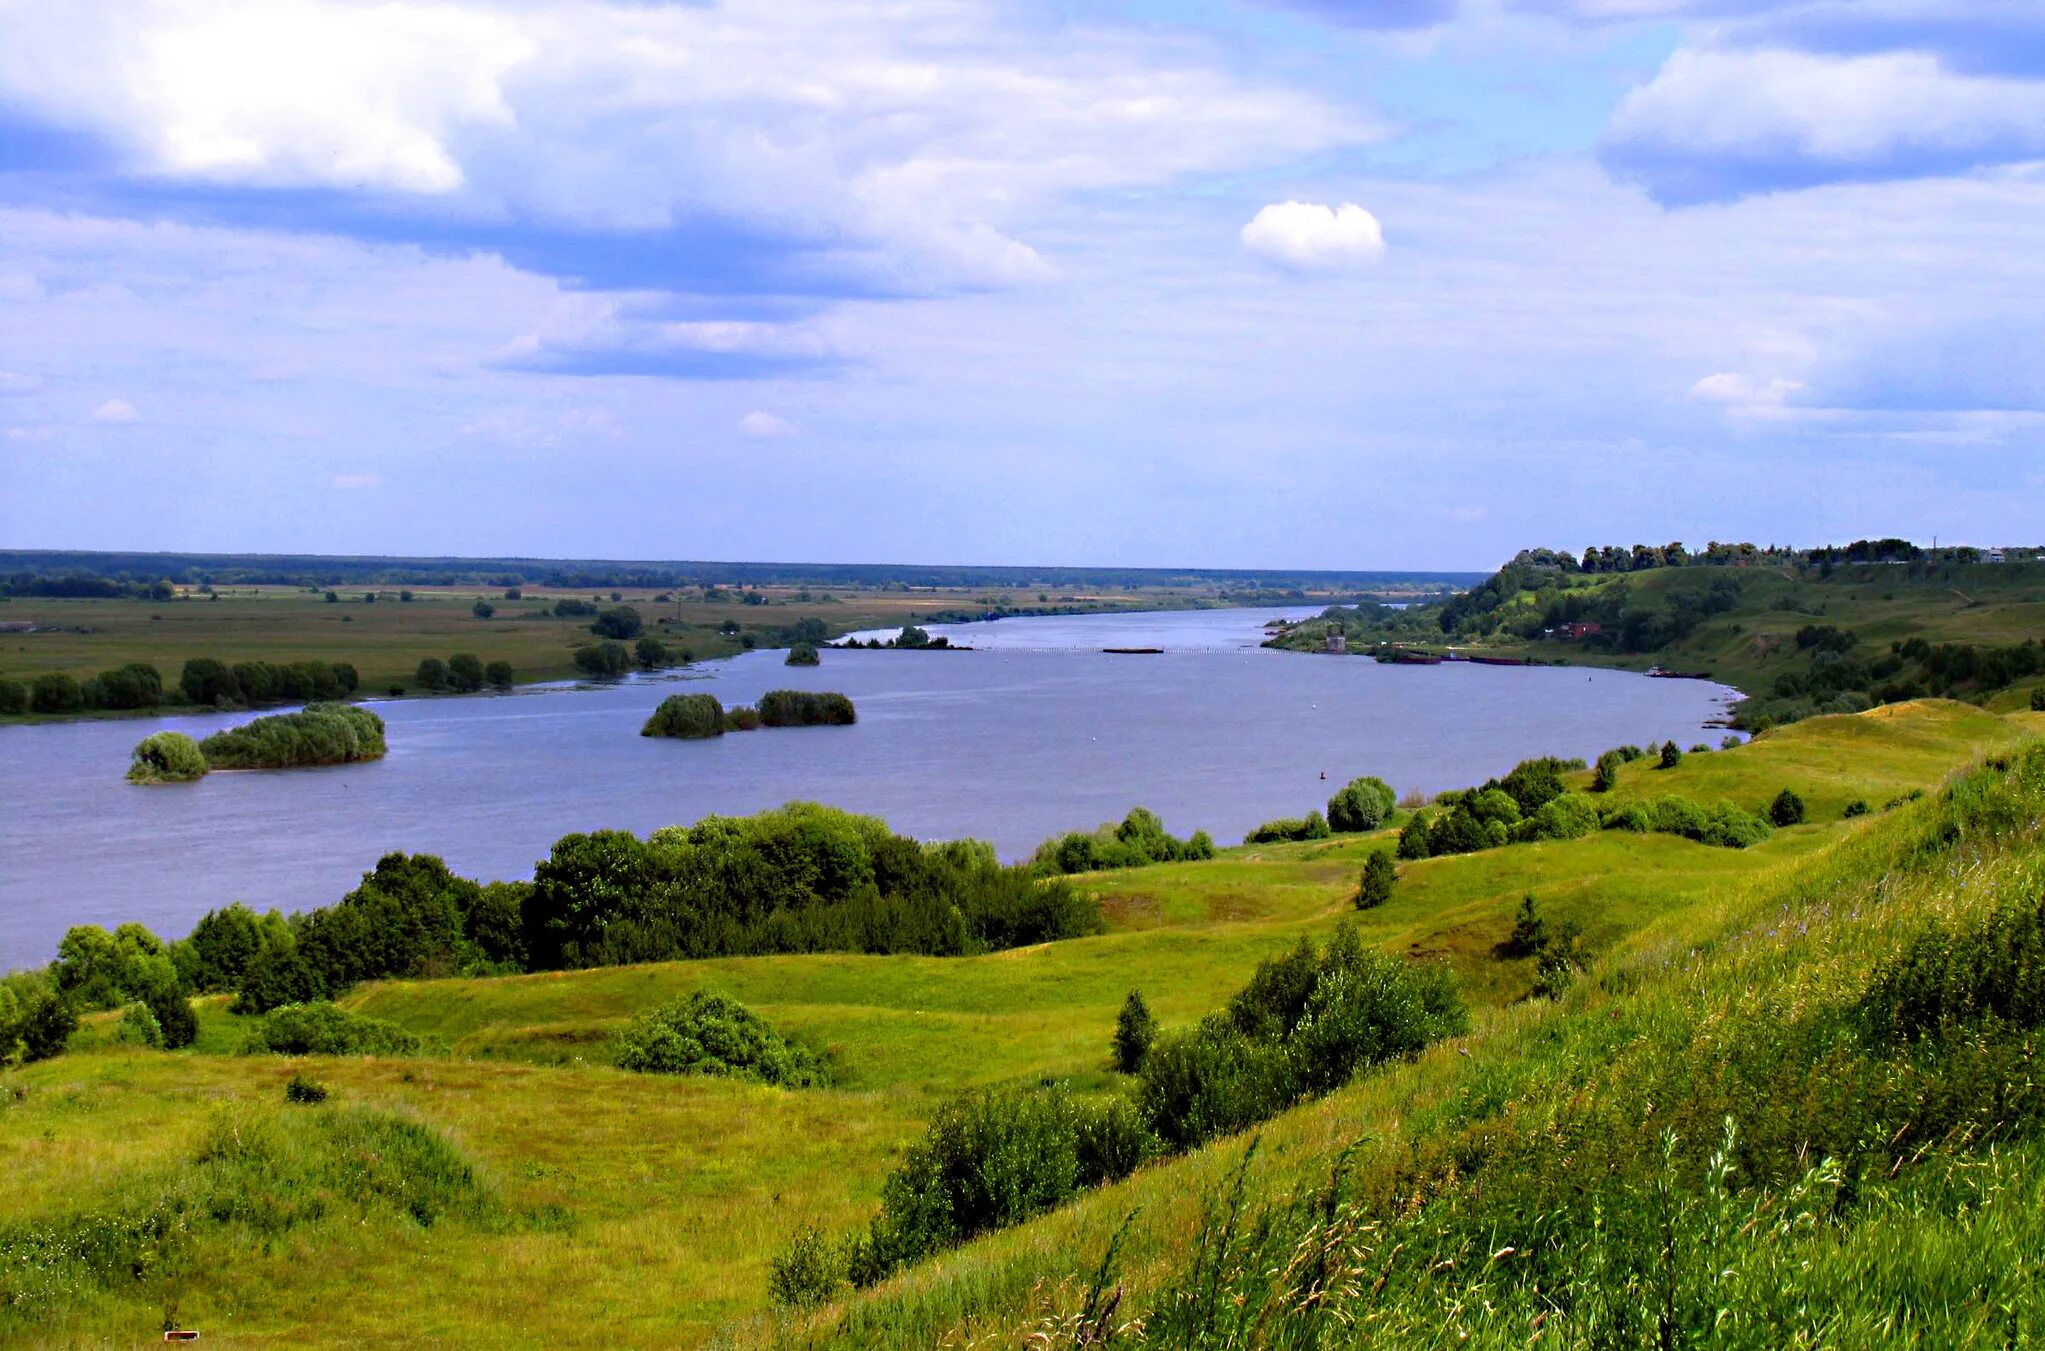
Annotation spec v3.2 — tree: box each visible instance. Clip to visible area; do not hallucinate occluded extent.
[786,642,820,666]
[1357,850,1396,909]
[573,642,631,677]
[591,606,644,640]
[1658,740,1683,770]
[472,599,496,619]
[1769,788,1807,827]
[415,656,449,692]
[31,673,84,714]
[0,677,24,714]
[2032,688,2045,712]
[635,636,669,668]
[180,657,237,705]
[1327,775,1396,833]
[447,652,486,692]
[485,660,514,690]
[1591,750,1624,793]
[1501,893,1547,958]
[1113,991,1155,1073]
[127,731,208,783]
[896,625,931,649]
[19,993,76,1062]
[1396,811,1433,860]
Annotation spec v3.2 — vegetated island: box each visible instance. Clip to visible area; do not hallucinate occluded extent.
[126,703,387,782]
[1266,536,2045,730]
[642,689,856,738]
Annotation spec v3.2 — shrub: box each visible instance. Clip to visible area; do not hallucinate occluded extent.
[147,987,198,1049]
[646,694,736,735]
[415,656,448,691]
[1855,890,2045,1047]
[1528,791,1600,840]
[2033,688,2045,712]
[634,637,668,669]
[0,677,24,714]
[1591,749,1624,792]
[1603,802,1652,833]
[16,994,77,1062]
[785,642,820,666]
[1844,799,1870,818]
[757,689,856,726]
[1113,991,1155,1073]
[1135,1019,1295,1152]
[115,1001,163,1048]
[641,692,725,738]
[1357,850,1397,909]
[485,660,514,690]
[572,641,631,677]
[1501,893,1547,958]
[30,672,82,713]
[769,1226,847,1308]
[725,705,762,730]
[447,652,485,691]
[614,993,831,1087]
[126,731,208,783]
[284,1073,330,1104]
[241,1003,422,1056]
[1326,775,1396,832]
[470,599,494,620]
[591,606,643,640]
[1769,788,1807,827]
[1244,810,1331,844]
[1699,803,1772,849]
[1658,740,1683,769]
[198,704,387,770]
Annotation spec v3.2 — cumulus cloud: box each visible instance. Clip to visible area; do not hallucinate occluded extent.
[1689,371,1804,420]
[1240,202,1387,270]
[739,411,797,440]
[0,0,1366,292]
[90,398,138,423]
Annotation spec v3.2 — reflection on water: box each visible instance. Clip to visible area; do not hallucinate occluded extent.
[0,606,1736,968]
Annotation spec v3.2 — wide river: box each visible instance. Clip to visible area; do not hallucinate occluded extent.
[0,606,1739,970]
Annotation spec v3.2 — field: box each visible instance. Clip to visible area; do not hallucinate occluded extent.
[5,699,2038,1346]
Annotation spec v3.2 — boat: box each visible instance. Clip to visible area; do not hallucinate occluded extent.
[1102,647,1164,655]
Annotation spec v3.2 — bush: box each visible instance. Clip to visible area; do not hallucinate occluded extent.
[1114,991,1155,1073]
[485,660,514,690]
[147,987,198,1049]
[1527,791,1600,840]
[641,692,726,738]
[1769,788,1807,827]
[1844,799,1870,818]
[1135,1019,1295,1153]
[126,731,208,783]
[634,637,668,669]
[1855,889,2045,1047]
[415,656,448,691]
[30,673,82,713]
[757,689,856,726]
[198,703,387,770]
[1244,810,1331,844]
[285,1072,330,1104]
[613,993,831,1087]
[785,642,820,666]
[115,1001,163,1048]
[572,641,631,677]
[1326,775,1396,832]
[725,705,762,730]
[1396,810,1432,859]
[590,606,643,640]
[1501,893,1547,958]
[1357,850,1397,909]
[1659,740,1683,769]
[447,653,485,692]
[0,677,24,714]
[1591,749,1624,792]
[1032,808,1211,876]
[241,1003,421,1056]
[769,1226,847,1309]
[13,994,77,1063]
[2033,688,2045,712]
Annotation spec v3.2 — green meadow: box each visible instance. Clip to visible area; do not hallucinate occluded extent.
[3,698,2040,1346]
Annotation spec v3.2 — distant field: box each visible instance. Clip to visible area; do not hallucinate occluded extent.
[4,698,2028,1346]
[0,582,1204,700]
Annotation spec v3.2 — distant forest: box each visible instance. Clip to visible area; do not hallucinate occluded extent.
[0,550,1482,596]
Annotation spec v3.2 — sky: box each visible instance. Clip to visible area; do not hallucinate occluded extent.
[0,0,2041,571]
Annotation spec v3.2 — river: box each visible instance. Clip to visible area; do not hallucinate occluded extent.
[0,606,1739,969]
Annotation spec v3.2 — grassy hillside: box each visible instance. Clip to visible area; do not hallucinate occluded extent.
[2,700,2037,1346]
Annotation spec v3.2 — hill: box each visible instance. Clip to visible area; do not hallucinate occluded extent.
[1,700,2038,1345]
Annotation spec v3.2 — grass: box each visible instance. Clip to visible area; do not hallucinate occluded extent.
[2,698,2038,1346]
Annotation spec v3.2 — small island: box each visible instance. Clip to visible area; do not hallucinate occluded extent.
[127,703,388,781]
[642,689,856,738]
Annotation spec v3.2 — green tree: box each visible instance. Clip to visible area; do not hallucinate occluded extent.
[180,657,238,705]
[635,636,669,668]
[1357,850,1396,909]
[896,625,931,649]
[485,660,514,690]
[1502,893,1547,958]
[1591,750,1624,793]
[1396,810,1433,860]
[31,672,83,713]
[785,642,820,666]
[472,599,496,619]
[127,731,208,783]
[572,642,631,677]
[447,652,486,692]
[1769,788,1807,827]
[415,656,449,692]
[0,677,25,714]
[1113,991,1156,1073]
[1658,740,1683,770]
[1326,775,1396,833]
[591,606,644,640]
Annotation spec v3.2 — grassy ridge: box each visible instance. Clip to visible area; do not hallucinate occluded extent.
[0,699,2034,1346]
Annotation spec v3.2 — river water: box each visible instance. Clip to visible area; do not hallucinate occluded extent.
[0,606,1738,969]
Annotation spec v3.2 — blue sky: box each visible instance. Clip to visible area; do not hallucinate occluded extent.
[0,0,2039,570]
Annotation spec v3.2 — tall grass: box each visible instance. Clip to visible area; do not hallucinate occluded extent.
[197,702,386,770]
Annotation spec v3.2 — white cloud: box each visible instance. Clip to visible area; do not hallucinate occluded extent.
[330,473,382,490]
[1689,371,1804,420]
[90,398,138,423]
[739,410,797,440]
[0,0,1367,290]
[1240,201,1387,270]
[0,371,41,393]
[1605,47,2045,200]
